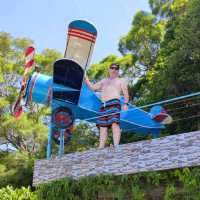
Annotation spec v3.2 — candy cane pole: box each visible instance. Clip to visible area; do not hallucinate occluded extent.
[13,46,35,118]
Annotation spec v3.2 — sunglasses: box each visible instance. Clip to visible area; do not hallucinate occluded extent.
[109,66,119,70]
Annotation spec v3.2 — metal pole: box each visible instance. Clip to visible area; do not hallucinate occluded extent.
[59,129,65,159]
[151,129,160,139]
[47,126,52,159]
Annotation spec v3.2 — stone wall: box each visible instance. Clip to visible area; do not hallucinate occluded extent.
[33,131,200,186]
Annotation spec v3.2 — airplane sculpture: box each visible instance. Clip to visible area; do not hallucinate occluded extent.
[13,20,172,159]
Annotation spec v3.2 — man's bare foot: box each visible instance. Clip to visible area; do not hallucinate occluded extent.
[114,145,120,151]
[107,144,114,152]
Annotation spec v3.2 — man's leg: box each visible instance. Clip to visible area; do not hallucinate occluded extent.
[99,127,108,148]
[112,123,121,146]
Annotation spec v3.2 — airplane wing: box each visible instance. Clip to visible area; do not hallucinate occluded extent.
[119,104,165,135]
[78,83,164,136]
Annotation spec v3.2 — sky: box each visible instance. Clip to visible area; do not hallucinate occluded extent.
[0,0,150,64]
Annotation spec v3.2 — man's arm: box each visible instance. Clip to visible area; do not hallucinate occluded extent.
[84,76,103,91]
[121,78,129,110]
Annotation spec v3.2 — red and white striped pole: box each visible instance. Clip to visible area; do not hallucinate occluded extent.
[24,46,35,74]
[13,46,36,118]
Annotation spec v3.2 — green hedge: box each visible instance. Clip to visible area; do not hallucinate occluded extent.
[36,168,200,200]
[1,167,200,199]
[0,186,36,200]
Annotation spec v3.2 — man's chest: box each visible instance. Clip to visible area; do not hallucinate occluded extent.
[102,79,121,89]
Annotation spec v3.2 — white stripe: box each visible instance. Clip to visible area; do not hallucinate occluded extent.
[25,51,35,63]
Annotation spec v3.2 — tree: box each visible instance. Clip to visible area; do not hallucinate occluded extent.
[118,11,163,75]
[0,32,61,155]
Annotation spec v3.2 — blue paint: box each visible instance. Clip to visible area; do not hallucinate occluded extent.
[151,129,161,138]
[53,83,79,92]
[69,20,97,35]
[150,106,164,116]
[27,72,52,105]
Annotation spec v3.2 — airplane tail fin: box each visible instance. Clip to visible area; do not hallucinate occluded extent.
[150,105,173,124]
[64,20,97,70]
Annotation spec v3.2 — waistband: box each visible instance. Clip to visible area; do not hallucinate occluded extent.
[101,98,120,107]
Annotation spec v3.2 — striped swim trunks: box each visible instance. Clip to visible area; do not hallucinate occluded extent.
[96,99,121,128]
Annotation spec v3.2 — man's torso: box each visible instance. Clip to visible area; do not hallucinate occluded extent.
[100,77,122,102]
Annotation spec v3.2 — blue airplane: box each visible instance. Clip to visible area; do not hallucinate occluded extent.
[14,20,171,159]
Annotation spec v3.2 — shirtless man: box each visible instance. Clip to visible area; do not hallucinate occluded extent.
[84,63,129,148]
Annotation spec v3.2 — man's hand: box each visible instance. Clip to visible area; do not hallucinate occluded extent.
[84,76,91,87]
[121,79,129,111]
[122,104,128,111]
[84,75,89,82]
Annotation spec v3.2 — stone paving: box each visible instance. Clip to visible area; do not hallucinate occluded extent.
[33,131,200,186]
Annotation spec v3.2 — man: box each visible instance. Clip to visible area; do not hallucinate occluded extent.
[84,63,129,148]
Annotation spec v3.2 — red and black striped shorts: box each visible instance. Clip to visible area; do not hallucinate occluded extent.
[96,99,121,128]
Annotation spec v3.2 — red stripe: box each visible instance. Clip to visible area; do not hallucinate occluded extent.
[69,31,96,41]
[15,107,23,119]
[98,114,120,121]
[68,28,96,41]
[101,105,121,111]
[96,122,119,127]
[25,60,35,68]
[68,33,96,42]
[69,30,96,40]
[68,30,96,38]
[13,99,23,119]
[68,28,96,39]
[96,124,108,127]
[25,46,35,57]
[68,28,97,36]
